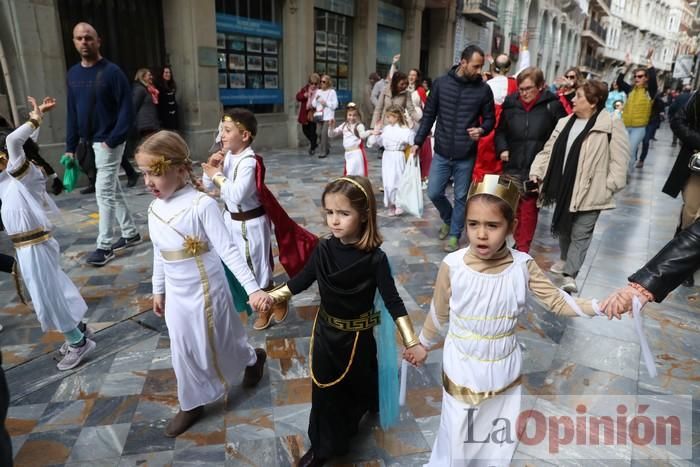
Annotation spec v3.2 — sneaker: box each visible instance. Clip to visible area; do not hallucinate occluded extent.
[438,224,450,240]
[242,348,267,388]
[635,160,644,168]
[562,276,578,294]
[86,248,115,267]
[80,185,95,195]
[550,260,566,274]
[59,323,95,356]
[421,180,428,191]
[112,234,142,252]
[57,338,96,371]
[253,309,273,330]
[443,236,459,253]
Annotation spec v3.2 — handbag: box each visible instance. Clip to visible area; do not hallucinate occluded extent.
[306,108,315,123]
[396,152,424,218]
[689,152,700,173]
[76,70,102,175]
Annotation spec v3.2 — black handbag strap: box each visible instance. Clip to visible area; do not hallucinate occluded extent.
[85,70,103,142]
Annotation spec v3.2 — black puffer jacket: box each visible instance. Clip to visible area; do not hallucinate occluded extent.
[495,90,567,180]
[414,65,495,160]
[664,91,699,198]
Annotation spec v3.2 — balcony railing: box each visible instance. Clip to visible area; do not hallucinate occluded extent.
[461,0,498,24]
[583,17,607,44]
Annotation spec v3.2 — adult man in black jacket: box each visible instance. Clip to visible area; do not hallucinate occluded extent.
[412,45,495,252]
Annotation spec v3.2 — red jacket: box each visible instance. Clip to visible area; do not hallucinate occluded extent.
[296,85,313,125]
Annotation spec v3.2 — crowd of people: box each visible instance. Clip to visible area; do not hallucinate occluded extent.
[0,20,698,467]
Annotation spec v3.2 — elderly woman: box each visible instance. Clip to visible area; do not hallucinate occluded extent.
[311,74,338,158]
[371,71,421,129]
[530,79,630,293]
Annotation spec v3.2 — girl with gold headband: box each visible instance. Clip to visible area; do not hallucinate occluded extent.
[327,102,371,176]
[406,174,623,466]
[136,130,272,437]
[258,176,424,467]
[0,97,96,371]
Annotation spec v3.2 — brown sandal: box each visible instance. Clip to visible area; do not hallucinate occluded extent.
[164,406,204,437]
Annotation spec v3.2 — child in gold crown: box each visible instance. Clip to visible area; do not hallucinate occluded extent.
[404,174,623,466]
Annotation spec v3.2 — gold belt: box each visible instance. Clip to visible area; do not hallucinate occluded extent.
[9,159,31,180]
[318,306,380,332]
[9,227,52,248]
[160,243,210,261]
[442,371,522,406]
[345,145,361,152]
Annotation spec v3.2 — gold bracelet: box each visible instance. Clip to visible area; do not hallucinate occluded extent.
[212,173,227,188]
[27,118,41,129]
[268,284,292,304]
[395,315,419,348]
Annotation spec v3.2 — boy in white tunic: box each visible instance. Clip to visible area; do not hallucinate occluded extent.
[202,109,288,331]
[0,97,95,371]
[405,175,623,466]
[136,131,272,437]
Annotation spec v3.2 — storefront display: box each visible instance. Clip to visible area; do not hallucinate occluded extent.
[314,8,353,103]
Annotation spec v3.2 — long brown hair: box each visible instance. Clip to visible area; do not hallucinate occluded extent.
[136,130,202,191]
[322,176,382,251]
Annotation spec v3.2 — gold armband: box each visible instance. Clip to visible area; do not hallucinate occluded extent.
[268,284,292,304]
[395,315,419,348]
[212,173,227,188]
[28,118,41,129]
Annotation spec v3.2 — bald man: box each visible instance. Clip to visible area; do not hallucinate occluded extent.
[65,23,140,266]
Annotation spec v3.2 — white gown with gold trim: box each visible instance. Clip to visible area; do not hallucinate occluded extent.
[149,185,260,410]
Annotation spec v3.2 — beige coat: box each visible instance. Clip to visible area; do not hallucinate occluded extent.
[530,110,630,212]
[371,87,421,129]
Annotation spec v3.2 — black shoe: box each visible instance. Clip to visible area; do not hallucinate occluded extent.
[308,146,316,156]
[127,173,139,187]
[80,185,96,195]
[683,276,695,287]
[86,248,115,267]
[51,178,64,195]
[112,233,142,252]
[318,153,327,159]
[242,348,267,388]
[298,448,326,467]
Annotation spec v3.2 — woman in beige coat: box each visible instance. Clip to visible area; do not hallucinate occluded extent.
[529,79,630,293]
[371,71,421,129]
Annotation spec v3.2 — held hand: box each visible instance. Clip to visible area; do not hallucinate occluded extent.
[500,151,509,162]
[600,285,649,320]
[467,127,483,141]
[403,344,428,367]
[248,290,273,313]
[410,144,419,155]
[201,162,221,179]
[39,97,57,114]
[208,151,225,168]
[371,129,381,136]
[153,294,165,318]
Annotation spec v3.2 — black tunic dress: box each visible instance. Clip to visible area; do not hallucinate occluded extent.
[287,237,407,458]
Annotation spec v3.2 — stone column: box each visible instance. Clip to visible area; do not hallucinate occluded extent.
[400,0,425,71]
[427,0,457,79]
[352,0,378,117]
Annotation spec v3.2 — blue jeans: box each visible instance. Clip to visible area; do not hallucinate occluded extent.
[93,142,137,250]
[640,118,660,161]
[427,153,474,239]
[626,126,646,171]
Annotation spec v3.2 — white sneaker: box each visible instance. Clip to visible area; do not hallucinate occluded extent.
[421,180,428,191]
[57,338,96,371]
[561,276,578,294]
[550,260,566,274]
[58,324,95,356]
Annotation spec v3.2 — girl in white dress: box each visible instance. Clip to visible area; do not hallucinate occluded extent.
[0,97,95,371]
[328,102,371,176]
[405,175,619,466]
[368,105,414,216]
[135,131,272,437]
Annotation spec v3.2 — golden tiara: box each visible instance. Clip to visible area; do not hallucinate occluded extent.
[467,174,520,213]
[222,115,253,136]
[335,177,369,201]
[147,155,192,176]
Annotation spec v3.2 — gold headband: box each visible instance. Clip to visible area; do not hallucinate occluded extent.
[147,155,192,176]
[335,177,369,201]
[222,115,253,136]
[467,174,520,213]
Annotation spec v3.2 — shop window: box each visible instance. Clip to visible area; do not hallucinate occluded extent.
[314,9,353,104]
[376,26,402,78]
[216,0,282,113]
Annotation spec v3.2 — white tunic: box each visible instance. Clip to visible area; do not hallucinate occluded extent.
[369,124,414,207]
[203,146,273,288]
[329,122,370,176]
[149,185,260,410]
[423,247,530,466]
[0,122,85,332]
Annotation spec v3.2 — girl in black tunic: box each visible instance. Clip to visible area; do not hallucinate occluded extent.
[266,176,425,466]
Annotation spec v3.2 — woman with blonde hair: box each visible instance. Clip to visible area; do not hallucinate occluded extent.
[312,74,339,158]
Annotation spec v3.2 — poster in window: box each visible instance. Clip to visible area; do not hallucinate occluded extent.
[338,50,348,63]
[248,73,264,89]
[338,78,348,91]
[315,31,326,45]
[339,36,348,49]
[327,63,338,77]
[264,74,279,89]
[315,62,326,74]
[228,35,245,52]
[327,33,338,47]
[217,33,226,49]
[229,54,245,71]
[229,73,245,89]
[218,53,227,70]
[315,47,326,60]
[219,72,228,88]
[247,55,263,71]
[338,64,348,78]
[246,37,262,53]
[263,39,278,55]
[263,57,278,73]
[327,49,338,62]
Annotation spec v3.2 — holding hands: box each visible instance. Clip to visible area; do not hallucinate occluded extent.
[249,290,273,314]
[600,285,651,320]
[403,344,428,367]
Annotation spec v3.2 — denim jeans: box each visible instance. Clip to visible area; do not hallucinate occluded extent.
[427,152,475,239]
[639,118,660,162]
[93,142,137,250]
[627,126,646,171]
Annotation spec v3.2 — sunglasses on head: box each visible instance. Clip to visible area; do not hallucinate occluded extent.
[566,75,577,79]
[635,74,646,78]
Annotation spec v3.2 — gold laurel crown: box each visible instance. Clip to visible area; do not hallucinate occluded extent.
[467,174,520,213]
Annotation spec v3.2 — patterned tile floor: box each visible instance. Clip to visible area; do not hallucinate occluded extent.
[2,126,699,466]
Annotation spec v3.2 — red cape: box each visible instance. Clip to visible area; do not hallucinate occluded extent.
[254,155,318,278]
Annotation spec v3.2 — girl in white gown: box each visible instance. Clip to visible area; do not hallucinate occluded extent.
[135,130,272,437]
[328,102,371,176]
[405,175,618,466]
[0,97,94,371]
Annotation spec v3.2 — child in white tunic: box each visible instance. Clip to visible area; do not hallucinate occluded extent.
[202,109,287,331]
[406,175,620,466]
[136,131,272,437]
[368,105,414,216]
[328,102,371,176]
[0,97,95,371]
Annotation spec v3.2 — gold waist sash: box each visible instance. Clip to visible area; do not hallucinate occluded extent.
[9,227,52,248]
[160,243,210,261]
[442,371,522,406]
[10,159,31,180]
[345,145,361,152]
[318,306,380,332]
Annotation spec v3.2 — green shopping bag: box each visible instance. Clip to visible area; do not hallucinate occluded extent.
[60,154,80,192]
